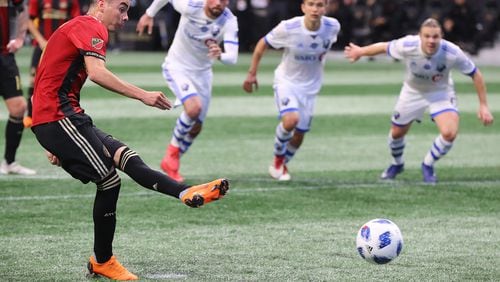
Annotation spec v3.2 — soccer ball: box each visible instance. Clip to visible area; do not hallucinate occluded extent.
[356,218,403,264]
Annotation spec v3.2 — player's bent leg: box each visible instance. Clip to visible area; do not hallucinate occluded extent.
[114,146,188,197]
[87,255,138,281]
[180,178,230,208]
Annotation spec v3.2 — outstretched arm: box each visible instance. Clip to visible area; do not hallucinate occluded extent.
[242,38,268,93]
[344,42,389,63]
[136,0,170,35]
[84,55,172,110]
[470,69,494,126]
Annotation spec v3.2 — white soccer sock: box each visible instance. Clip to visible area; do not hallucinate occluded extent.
[273,122,293,156]
[423,135,453,166]
[171,111,195,148]
[285,144,298,164]
[388,133,405,165]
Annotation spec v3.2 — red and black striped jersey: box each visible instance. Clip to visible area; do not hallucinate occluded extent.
[32,15,108,126]
[29,0,81,44]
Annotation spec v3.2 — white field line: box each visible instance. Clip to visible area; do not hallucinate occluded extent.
[18,67,500,88]
[2,179,500,202]
[3,95,497,120]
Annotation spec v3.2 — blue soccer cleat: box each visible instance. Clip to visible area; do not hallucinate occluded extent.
[421,163,437,184]
[380,164,404,180]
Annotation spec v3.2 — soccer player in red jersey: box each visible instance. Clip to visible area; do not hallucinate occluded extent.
[23,0,81,127]
[0,0,36,175]
[31,0,229,279]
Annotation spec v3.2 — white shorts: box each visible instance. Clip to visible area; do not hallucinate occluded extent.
[162,62,212,122]
[391,83,458,126]
[273,82,317,132]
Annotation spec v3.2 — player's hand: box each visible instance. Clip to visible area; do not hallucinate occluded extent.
[243,74,258,93]
[344,42,362,63]
[46,151,61,166]
[7,39,23,53]
[142,91,172,110]
[478,105,494,126]
[136,14,154,36]
[207,42,221,59]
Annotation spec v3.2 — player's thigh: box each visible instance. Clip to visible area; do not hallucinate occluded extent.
[296,94,317,132]
[274,83,299,116]
[32,115,114,184]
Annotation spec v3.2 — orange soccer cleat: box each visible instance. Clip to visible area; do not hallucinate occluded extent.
[160,144,184,182]
[180,178,230,208]
[87,255,138,281]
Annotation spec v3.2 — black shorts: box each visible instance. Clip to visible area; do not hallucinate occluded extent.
[0,53,23,100]
[32,113,125,184]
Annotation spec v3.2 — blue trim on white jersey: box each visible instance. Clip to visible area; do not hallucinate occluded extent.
[466,67,477,77]
[264,36,274,48]
[280,108,299,114]
[387,41,395,57]
[224,40,239,45]
[295,127,310,133]
[430,108,459,119]
[180,93,198,103]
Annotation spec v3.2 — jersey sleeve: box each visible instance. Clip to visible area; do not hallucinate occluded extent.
[387,35,415,60]
[220,15,239,65]
[264,20,287,49]
[454,48,476,76]
[170,0,194,14]
[67,21,108,60]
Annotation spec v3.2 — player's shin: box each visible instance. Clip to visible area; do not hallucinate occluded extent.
[423,134,453,166]
[118,147,188,197]
[274,122,293,156]
[93,171,121,263]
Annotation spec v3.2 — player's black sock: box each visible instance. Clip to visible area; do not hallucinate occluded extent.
[27,87,34,117]
[118,147,189,198]
[4,115,24,163]
[93,170,120,263]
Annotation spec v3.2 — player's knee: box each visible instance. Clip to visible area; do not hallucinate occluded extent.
[95,168,121,191]
[185,106,202,119]
[6,97,27,117]
[441,130,457,142]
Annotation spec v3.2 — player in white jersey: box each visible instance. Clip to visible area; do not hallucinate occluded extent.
[243,0,340,181]
[344,18,494,184]
[137,0,238,182]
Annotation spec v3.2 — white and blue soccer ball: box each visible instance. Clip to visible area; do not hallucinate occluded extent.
[356,218,403,264]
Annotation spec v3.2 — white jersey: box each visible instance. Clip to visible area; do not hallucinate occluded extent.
[147,0,239,71]
[387,35,476,93]
[265,16,340,95]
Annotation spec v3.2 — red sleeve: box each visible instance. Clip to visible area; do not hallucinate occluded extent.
[29,0,39,19]
[70,0,81,18]
[67,20,108,60]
